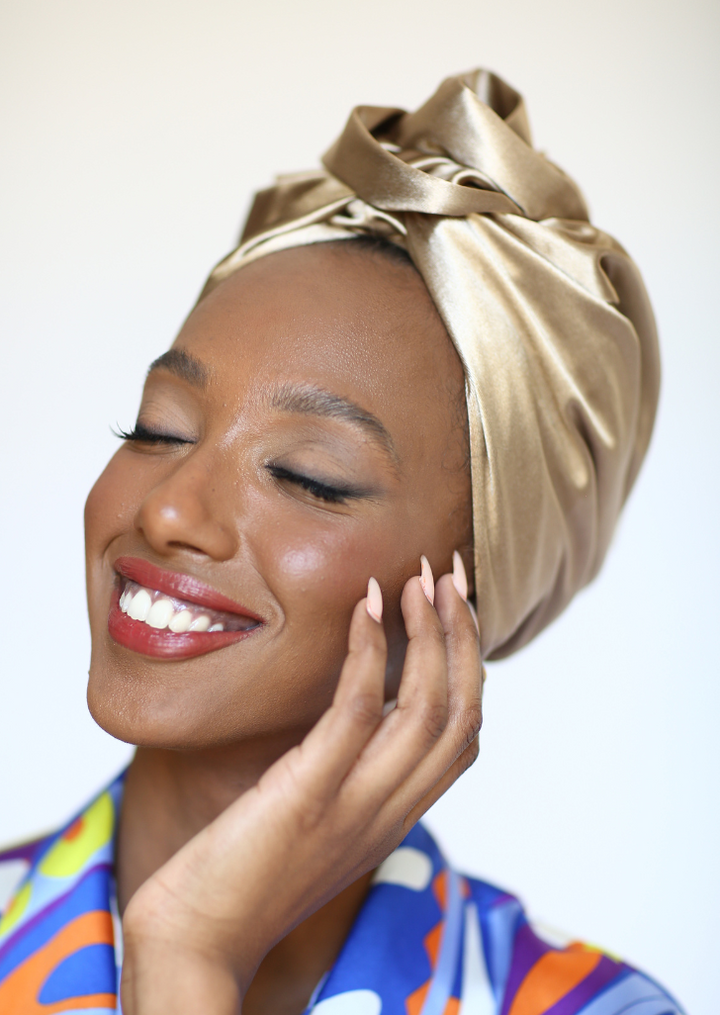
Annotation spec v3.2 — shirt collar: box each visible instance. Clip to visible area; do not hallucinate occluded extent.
[0,773,462,1015]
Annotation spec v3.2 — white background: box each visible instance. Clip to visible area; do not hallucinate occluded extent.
[1,1,718,1011]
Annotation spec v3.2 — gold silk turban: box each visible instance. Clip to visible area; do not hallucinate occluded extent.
[201,69,660,660]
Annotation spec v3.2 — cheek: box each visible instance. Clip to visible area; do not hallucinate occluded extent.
[253,506,410,677]
[84,451,161,629]
[266,520,375,622]
[84,455,127,611]
[85,451,143,551]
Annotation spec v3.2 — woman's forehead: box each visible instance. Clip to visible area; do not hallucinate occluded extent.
[172,243,462,431]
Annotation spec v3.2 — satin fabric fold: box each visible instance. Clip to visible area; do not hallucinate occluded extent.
[201,68,660,659]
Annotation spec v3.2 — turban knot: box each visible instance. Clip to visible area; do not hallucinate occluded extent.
[202,69,660,659]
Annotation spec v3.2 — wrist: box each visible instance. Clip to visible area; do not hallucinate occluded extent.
[120,882,256,1014]
[120,931,243,1015]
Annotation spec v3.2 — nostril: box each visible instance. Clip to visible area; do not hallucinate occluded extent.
[166,540,206,553]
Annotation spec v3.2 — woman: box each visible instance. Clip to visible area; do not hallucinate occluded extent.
[0,70,683,1014]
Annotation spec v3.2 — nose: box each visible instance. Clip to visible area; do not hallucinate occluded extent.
[133,456,238,562]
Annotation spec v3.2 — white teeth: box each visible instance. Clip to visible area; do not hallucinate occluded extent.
[168,609,193,633]
[119,579,252,635]
[146,599,175,630]
[128,588,152,622]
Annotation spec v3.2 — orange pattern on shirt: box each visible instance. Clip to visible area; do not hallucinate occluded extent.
[405,871,465,1015]
[0,910,116,1014]
[406,982,460,1015]
[506,945,602,1015]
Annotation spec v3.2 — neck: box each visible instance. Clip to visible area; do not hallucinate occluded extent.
[116,742,373,1015]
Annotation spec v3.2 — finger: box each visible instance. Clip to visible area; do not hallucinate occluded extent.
[293,590,387,796]
[347,566,482,832]
[434,571,483,722]
[380,571,483,815]
[394,566,448,717]
[343,564,450,800]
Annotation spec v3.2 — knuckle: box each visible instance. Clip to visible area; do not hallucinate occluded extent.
[460,737,480,772]
[424,624,446,651]
[417,700,448,742]
[348,691,383,726]
[354,639,385,664]
[276,768,327,831]
[466,624,482,651]
[451,625,481,660]
[458,703,483,747]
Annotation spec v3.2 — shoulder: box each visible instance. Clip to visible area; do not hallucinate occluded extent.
[463,874,685,1015]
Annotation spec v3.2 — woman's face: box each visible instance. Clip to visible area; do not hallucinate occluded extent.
[85,242,471,750]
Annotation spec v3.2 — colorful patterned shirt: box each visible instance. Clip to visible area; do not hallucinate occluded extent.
[0,774,684,1015]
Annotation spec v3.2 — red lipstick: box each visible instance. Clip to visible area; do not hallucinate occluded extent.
[108,556,263,660]
[115,557,262,619]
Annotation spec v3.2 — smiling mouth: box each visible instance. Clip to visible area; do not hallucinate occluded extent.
[107,558,263,660]
[118,578,259,634]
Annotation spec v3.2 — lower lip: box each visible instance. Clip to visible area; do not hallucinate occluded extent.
[107,589,261,659]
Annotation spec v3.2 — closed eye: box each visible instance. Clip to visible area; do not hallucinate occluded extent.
[114,422,194,445]
[266,464,360,504]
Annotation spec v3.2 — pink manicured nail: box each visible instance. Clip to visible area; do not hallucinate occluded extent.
[366,577,383,622]
[452,551,468,601]
[419,555,435,605]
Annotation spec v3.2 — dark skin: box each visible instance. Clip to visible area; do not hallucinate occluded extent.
[115,753,375,1015]
[84,241,478,1014]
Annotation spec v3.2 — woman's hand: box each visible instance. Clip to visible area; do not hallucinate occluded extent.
[120,555,483,1015]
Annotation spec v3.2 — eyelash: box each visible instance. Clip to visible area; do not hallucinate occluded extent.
[115,428,354,505]
[267,465,355,504]
[114,423,191,445]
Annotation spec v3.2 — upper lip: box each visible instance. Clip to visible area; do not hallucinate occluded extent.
[114,556,263,621]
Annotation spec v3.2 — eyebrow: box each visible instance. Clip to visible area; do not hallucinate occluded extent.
[270,383,398,464]
[147,349,209,387]
[145,355,397,465]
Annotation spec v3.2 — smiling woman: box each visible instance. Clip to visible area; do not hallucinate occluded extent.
[0,70,683,1015]
[85,241,470,751]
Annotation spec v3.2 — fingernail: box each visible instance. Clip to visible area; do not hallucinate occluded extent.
[419,555,435,606]
[468,599,480,634]
[366,576,383,622]
[452,550,468,601]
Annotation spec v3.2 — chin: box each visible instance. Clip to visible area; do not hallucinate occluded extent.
[85,642,331,752]
[88,676,195,749]
[87,651,235,749]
